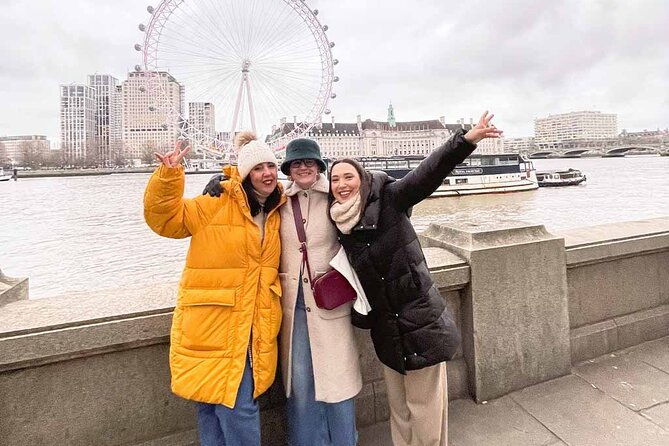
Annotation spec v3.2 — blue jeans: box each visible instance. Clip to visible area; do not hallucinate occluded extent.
[196,354,260,446]
[287,282,358,446]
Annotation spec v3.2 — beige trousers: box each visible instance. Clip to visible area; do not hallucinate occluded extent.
[382,362,448,446]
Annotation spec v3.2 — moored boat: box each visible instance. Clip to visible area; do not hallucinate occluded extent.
[0,168,13,182]
[356,153,538,197]
[536,168,586,187]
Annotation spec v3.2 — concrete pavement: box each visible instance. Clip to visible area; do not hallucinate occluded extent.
[359,336,669,446]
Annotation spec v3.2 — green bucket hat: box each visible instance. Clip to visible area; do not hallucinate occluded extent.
[280,138,327,175]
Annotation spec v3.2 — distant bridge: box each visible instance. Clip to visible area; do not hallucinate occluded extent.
[529,144,664,159]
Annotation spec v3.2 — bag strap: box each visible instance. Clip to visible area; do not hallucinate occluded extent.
[290,195,314,286]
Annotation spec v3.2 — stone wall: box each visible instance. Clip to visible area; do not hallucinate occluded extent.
[1,217,668,445]
[560,218,669,363]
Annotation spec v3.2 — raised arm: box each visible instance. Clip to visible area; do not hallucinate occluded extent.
[143,141,214,239]
[389,111,502,209]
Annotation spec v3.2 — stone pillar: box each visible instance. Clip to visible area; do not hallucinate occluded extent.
[420,222,571,402]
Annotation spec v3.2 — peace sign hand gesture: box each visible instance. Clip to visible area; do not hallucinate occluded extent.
[464,111,503,145]
[154,140,191,168]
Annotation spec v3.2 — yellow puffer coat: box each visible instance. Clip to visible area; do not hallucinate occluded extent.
[143,164,285,408]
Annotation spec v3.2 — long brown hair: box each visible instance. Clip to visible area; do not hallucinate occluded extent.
[328,158,372,208]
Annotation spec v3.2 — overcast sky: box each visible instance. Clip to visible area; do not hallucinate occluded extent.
[1,0,667,141]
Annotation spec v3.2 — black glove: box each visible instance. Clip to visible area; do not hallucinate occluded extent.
[202,173,225,197]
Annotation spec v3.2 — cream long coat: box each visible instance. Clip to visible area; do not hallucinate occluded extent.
[278,175,363,403]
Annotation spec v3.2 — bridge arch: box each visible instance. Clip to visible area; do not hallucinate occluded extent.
[529,151,556,159]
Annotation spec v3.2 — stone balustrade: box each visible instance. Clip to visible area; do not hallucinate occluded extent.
[1,217,668,445]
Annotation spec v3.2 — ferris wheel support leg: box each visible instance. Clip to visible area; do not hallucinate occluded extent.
[231,75,246,135]
[245,75,257,134]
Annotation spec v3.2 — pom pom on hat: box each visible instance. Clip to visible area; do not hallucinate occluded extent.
[233,131,278,180]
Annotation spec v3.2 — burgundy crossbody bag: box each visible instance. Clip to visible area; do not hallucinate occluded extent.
[290,195,357,310]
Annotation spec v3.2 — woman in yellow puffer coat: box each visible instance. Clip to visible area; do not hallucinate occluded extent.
[143,132,285,446]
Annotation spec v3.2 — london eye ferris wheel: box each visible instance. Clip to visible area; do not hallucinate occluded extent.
[134,0,339,156]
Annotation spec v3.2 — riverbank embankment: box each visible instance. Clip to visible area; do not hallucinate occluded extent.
[11,167,223,179]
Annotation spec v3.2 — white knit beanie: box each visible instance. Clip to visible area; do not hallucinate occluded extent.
[234,131,278,180]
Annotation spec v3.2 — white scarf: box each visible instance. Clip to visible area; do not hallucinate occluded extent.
[330,193,362,234]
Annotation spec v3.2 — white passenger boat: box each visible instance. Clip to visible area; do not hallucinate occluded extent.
[0,168,13,182]
[357,153,538,197]
[536,169,586,187]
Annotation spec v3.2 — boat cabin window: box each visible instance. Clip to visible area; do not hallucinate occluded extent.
[497,156,518,165]
[443,179,450,185]
[455,178,468,184]
[467,155,519,166]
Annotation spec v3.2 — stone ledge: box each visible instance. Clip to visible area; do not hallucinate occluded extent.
[0,283,178,337]
[560,217,669,268]
[420,221,559,255]
[0,252,467,372]
[0,269,29,306]
[616,305,669,349]
[423,247,470,291]
[0,312,172,372]
[571,305,669,363]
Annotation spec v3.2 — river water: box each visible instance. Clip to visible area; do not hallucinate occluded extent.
[1,156,667,299]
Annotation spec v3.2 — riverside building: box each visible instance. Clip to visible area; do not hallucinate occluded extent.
[0,135,50,165]
[534,111,618,150]
[271,104,506,159]
[502,137,536,154]
[187,102,216,152]
[60,84,97,163]
[87,74,122,165]
[121,71,184,162]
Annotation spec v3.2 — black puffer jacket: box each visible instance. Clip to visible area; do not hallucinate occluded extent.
[337,129,476,374]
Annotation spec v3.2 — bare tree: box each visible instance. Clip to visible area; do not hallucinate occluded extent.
[42,149,65,168]
[141,140,158,165]
[20,141,44,169]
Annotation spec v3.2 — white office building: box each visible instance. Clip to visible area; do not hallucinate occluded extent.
[187,102,216,152]
[88,74,122,165]
[60,84,97,163]
[534,111,618,150]
[502,137,536,154]
[121,71,184,161]
[0,135,50,165]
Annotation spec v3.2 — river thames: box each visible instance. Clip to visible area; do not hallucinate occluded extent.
[1,156,668,299]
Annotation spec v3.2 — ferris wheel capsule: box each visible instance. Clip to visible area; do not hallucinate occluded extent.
[139,86,146,92]
[333,59,339,65]
[149,106,156,112]
[329,42,335,48]
[312,9,318,15]
[333,76,339,82]
[324,109,331,115]
[138,24,146,32]
[322,25,328,31]
[331,93,336,99]
[147,6,154,14]
[134,65,142,72]
[134,44,142,51]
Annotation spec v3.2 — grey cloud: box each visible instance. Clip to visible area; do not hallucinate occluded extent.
[0,0,667,139]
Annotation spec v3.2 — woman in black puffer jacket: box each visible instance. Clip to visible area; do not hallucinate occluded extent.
[328,112,502,446]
